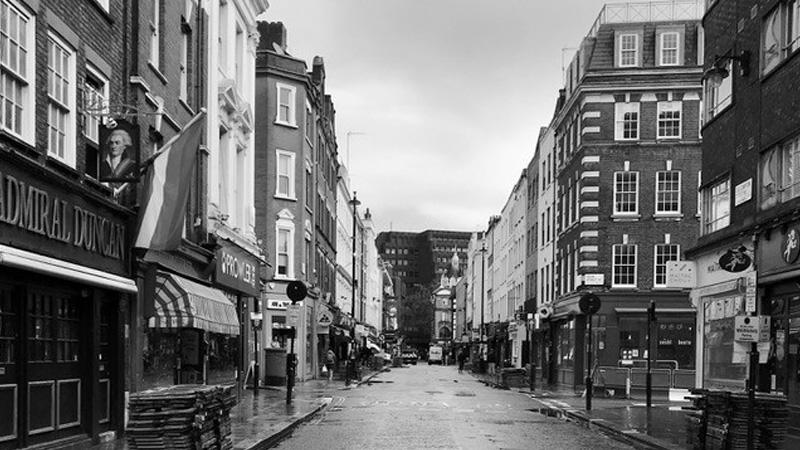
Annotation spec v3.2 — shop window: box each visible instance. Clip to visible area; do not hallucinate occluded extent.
[28,294,54,362]
[206,332,237,385]
[703,295,747,389]
[55,298,79,362]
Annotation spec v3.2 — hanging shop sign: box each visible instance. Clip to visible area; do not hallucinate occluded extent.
[781,227,800,264]
[214,243,260,296]
[0,166,128,269]
[718,247,752,273]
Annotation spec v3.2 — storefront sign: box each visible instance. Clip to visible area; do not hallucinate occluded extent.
[0,170,127,263]
[267,299,291,310]
[666,261,696,288]
[718,247,751,273]
[215,244,260,296]
[744,273,757,313]
[782,228,800,264]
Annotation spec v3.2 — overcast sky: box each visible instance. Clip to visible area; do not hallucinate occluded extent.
[262,0,611,234]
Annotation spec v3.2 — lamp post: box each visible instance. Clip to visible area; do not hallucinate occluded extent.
[347,192,361,385]
[479,242,487,373]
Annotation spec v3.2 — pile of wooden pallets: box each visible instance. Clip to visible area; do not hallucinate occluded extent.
[127,384,236,450]
[684,389,787,450]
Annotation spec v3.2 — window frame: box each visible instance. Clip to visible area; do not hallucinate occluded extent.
[275,225,294,279]
[46,32,76,167]
[614,102,640,141]
[655,170,682,215]
[702,177,731,235]
[613,170,640,216]
[618,33,639,67]
[149,0,161,69]
[657,101,682,139]
[659,31,680,66]
[654,243,680,288]
[704,60,733,122]
[0,0,35,144]
[275,82,297,127]
[612,244,637,288]
[275,149,296,200]
[82,65,108,145]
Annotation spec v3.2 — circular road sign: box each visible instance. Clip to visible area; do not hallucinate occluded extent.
[286,280,308,303]
[579,293,601,315]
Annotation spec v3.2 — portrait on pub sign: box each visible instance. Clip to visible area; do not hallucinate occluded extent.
[98,118,140,183]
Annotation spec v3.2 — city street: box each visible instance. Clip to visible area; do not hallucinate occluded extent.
[273,365,631,450]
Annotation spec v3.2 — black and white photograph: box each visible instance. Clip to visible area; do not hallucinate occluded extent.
[0,0,798,449]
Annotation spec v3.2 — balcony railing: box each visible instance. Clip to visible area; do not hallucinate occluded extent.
[586,0,703,38]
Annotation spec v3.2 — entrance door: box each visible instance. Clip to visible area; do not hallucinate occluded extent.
[0,283,19,448]
[24,287,84,447]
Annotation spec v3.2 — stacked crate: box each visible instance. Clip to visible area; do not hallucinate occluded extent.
[127,384,236,449]
[685,389,787,450]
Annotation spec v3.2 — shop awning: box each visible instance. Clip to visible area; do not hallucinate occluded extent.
[614,307,696,314]
[0,244,137,293]
[148,272,240,335]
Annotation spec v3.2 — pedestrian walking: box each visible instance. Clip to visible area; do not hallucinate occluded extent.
[324,349,336,381]
[458,347,467,373]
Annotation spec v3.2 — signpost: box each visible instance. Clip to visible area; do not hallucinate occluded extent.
[284,280,308,404]
[579,293,601,411]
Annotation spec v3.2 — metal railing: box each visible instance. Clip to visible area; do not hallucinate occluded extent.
[586,1,703,39]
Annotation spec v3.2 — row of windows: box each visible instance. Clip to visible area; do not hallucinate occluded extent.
[613,169,683,216]
[615,28,685,68]
[614,101,685,141]
[703,134,800,237]
[611,243,680,288]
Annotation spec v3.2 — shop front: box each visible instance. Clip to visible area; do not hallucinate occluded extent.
[0,163,135,449]
[758,223,800,445]
[690,240,756,392]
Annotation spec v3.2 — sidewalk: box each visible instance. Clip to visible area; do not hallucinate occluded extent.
[89,367,387,450]
[471,370,690,450]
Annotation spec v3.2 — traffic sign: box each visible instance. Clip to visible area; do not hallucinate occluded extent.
[286,280,308,303]
[579,293,601,315]
[286,304,301,326]
[734,315,759,342]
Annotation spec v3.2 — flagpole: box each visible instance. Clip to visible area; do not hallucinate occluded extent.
[139,108,207,174]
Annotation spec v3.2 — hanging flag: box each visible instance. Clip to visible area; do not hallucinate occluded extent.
[135,110,206,250]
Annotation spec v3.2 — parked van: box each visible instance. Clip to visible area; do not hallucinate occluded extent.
[428,345,443,365]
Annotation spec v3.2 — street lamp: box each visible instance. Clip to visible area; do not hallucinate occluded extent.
[479,242,487,373]
[347,192,361,385]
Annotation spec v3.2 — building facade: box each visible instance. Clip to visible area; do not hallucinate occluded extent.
[691,0,800,444]
[0,2,136,446]
[544,1,703,389]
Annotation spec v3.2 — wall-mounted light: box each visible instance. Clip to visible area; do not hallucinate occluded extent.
[703,50,750,88]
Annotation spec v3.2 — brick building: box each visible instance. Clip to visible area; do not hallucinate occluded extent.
[0,1,137,447]
[255,22,344,382]
[689,0,800,443]
[542,1,703,390]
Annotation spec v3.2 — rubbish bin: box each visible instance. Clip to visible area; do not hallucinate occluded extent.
[264,348,286,386]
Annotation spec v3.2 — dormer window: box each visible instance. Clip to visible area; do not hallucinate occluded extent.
[619,34,639,67]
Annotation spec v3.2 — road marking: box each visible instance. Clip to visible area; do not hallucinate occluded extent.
[442,402,449,407]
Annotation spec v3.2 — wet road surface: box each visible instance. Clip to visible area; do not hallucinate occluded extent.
[274,364,631,449]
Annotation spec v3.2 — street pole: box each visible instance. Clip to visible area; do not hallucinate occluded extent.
[286,331,296,404]
[528,314,535,392]
[586,314,593,411]
[646,300,655,408]
[480,243,486,373]
[253,301,260,396]
[347,192,361,385]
